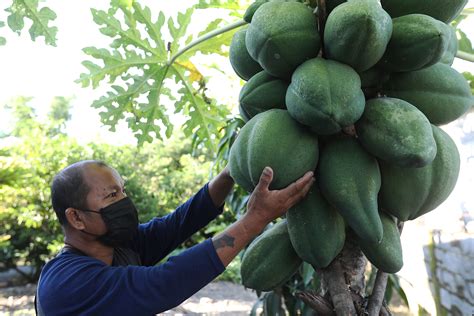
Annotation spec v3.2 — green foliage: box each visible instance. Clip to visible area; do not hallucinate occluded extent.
[0,98,87,281]
[4,0,58,46]
[76,2,242,147]
[0,97,237,280]
[0,21,6,45]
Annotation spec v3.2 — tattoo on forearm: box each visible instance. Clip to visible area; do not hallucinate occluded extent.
[213,234,235,250]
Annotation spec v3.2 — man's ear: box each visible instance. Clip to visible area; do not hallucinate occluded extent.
[65,208,86,230]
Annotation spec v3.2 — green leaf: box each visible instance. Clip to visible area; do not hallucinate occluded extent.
[80,3,238,148]
[167,8,194,53]
[196,0,243,10]
[132,3,167,55]
[0,37,6,46]
[6,0,58,46]
[76,47,161,88]
[457,29,474,54]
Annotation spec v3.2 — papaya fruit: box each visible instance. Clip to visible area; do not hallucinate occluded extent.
[324,0,392,72]
[318,137,383,243]
[378,14,450,72]
[356,97,437,168]
[357,212,403,273]
[383,63,473,125]
[229,109,319,192]
[440,26,458,66]
[245,1,320,79]
[381,0,468,23]
[379,125,460,221]
[239,71,288,122]
[244,0,303,23]
[286,58,365,135]
[229,28,263,81]
[287,185,345,268]
[241,220,302,291]
[243,0,268,23]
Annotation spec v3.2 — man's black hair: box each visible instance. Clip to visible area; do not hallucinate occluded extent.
[51,160,108,226]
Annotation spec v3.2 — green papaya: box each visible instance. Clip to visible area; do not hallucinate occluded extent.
[286,58,365,135]
[318,137,383,243]
[379,125,460,221]
[381,0,468,23]
[356,97,437,168]
[244,0,303,22]
[229,109,318,192]
[378,14,450,72]
[229,28,263,81]
[324,0,392,72]
[243,0,268,23]
[241,220,302,291]
[246,1,320,79]
[440,26,458,66]
[358,212,403,273]
[239,71,288,122]
[383,63,473,125]
[287,185,345,268]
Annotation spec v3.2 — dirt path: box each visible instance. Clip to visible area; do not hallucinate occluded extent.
[0,281,259,315]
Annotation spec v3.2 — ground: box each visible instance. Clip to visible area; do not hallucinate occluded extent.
[0,281,258,315]
[0,281,410,315]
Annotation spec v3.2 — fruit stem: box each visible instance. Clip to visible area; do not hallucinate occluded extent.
[168,20,247,65]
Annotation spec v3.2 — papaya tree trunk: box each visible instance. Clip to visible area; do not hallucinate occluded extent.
[321,232,367,315]
[299,235,392,315]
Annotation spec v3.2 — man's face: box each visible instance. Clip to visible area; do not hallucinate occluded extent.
[80,164,127,236]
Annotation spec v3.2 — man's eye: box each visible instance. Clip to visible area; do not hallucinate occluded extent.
[109,192,117,198]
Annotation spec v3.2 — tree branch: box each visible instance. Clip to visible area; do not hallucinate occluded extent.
[296,291,335,315]
[323,258,357,315]
[367,221,404,315]
[367,269,388,315]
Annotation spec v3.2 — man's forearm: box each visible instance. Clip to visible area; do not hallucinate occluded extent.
[212,214,264,267]
[208,167,234,208]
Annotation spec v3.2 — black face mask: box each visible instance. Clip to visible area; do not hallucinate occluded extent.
[80,197,139,248]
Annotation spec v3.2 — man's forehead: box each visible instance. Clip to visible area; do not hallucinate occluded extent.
[83,164,124,187]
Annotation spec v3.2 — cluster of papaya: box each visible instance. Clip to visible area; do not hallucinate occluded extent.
[228,0,473,291]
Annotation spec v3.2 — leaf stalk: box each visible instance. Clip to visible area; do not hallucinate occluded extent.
[456,50,474,63]
[168,19,247,65]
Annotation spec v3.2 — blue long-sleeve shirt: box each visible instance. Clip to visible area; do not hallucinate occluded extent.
[37,183,226,315]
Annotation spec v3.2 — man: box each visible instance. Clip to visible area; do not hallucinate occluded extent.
[36,160,314,315]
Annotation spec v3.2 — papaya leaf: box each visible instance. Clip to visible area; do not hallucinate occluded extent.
[170,64,229,151]
[196,0,243,10]
[457,29,474,54]
[5,0,57,46]
[79,2,239,148]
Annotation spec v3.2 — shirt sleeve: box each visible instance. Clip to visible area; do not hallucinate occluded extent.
[135,183,224,266]
[38,239,225,316]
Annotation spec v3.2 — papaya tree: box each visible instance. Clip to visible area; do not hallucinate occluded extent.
[2,0,474,315]
[73,1,473,315]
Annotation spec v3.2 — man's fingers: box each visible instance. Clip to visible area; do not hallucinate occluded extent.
[284,171,314,196]
[281,171,315,207]
[255,166,273,192]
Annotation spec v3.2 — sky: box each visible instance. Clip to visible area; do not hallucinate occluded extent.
[0,1,473,146]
